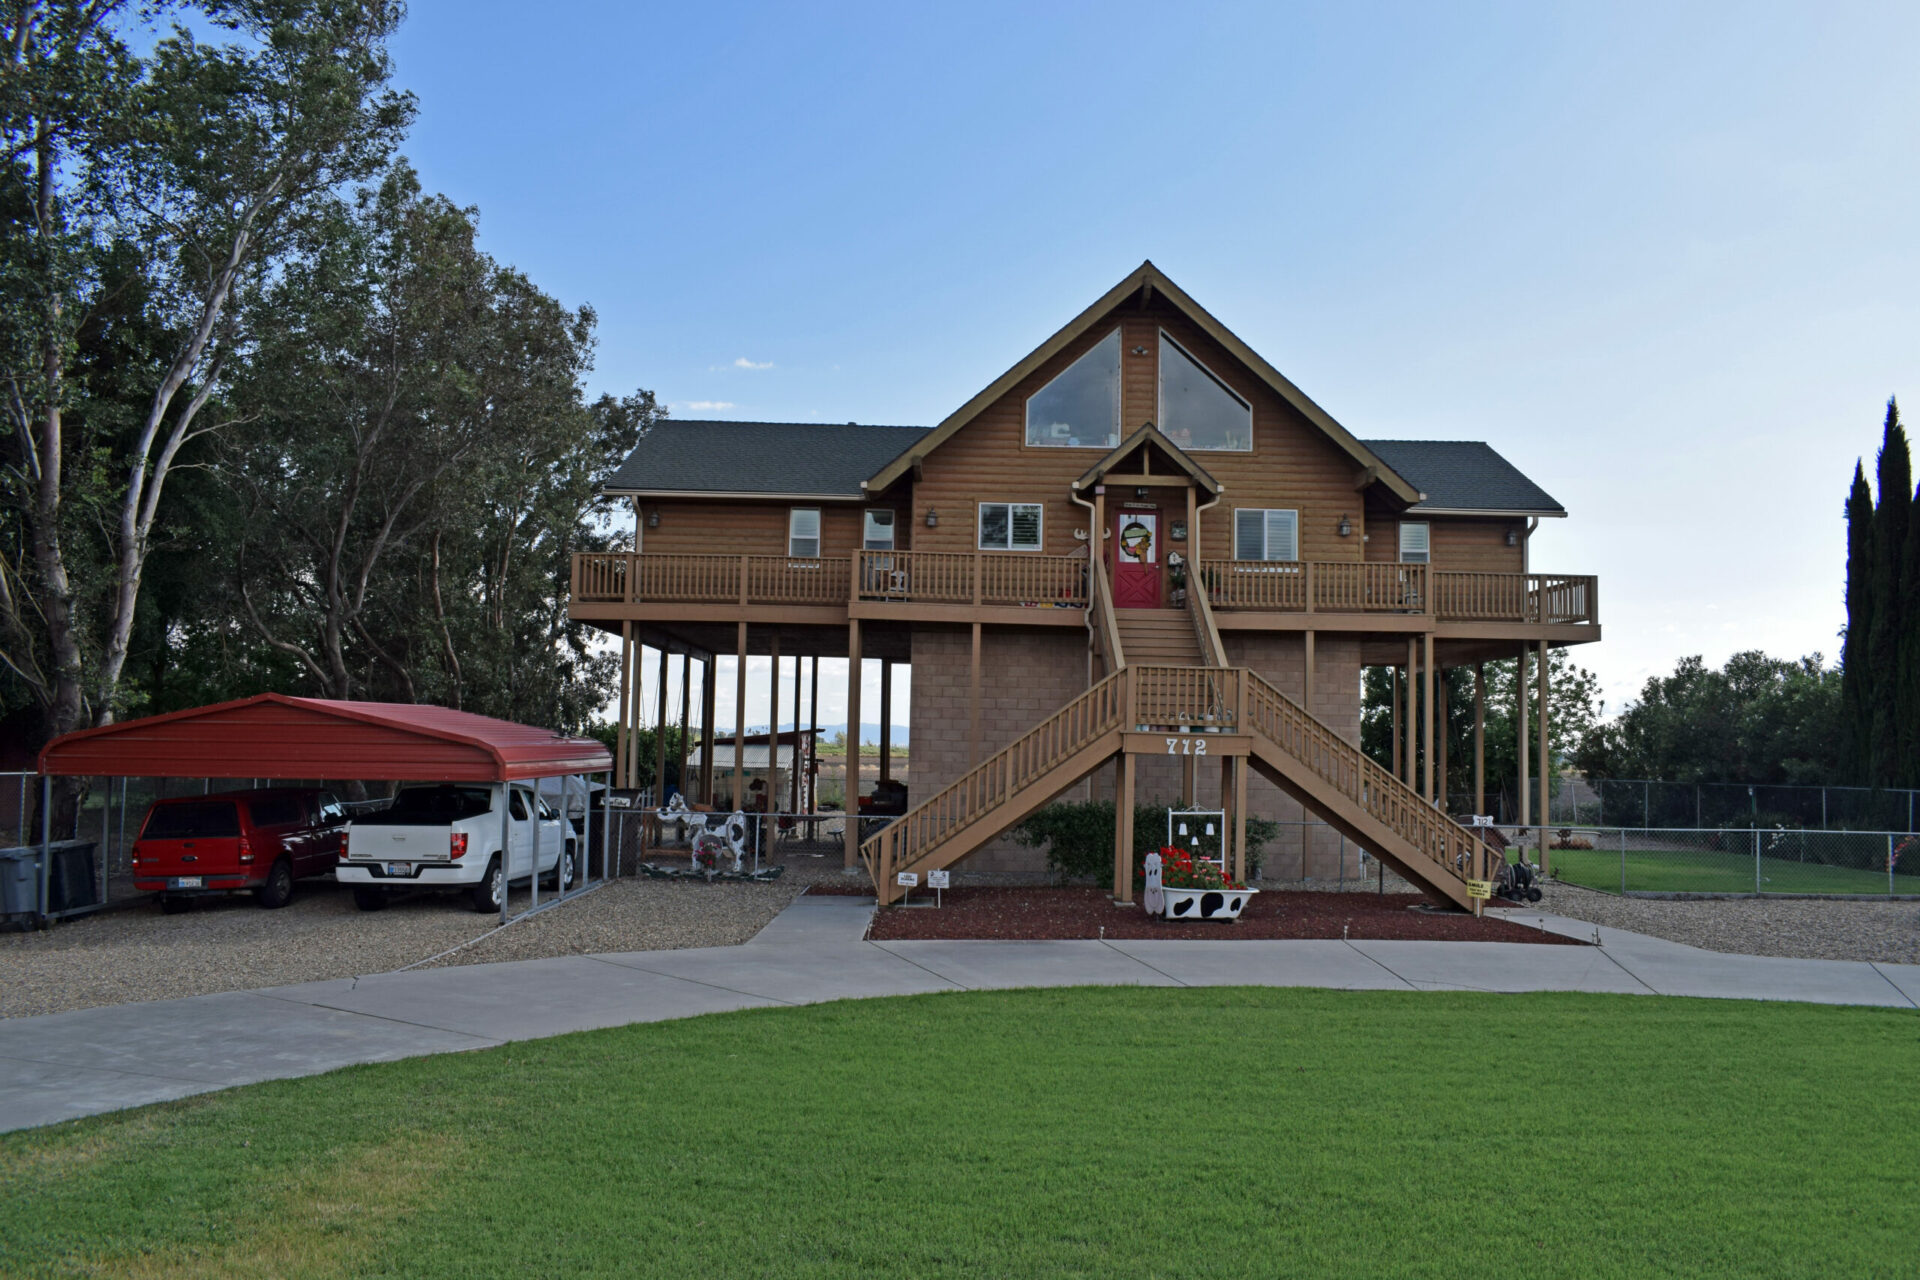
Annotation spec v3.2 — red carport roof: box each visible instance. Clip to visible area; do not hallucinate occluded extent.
[37,693,612,782]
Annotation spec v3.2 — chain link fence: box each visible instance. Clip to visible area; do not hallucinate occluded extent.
[1448,778,1920,833]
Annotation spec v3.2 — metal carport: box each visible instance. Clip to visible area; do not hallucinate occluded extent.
[33,693,614,926]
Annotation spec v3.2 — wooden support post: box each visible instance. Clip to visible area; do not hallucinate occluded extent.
[878,660,893,784]
[700,657,717,804]
[1516,645,1530,828]
[628,639,647,789]
[676,651,691,804]
[1390,666,1401,778]
[1473,661,1485,817]
[808,655,820,812]
[1303,630,1315,711]
[1181,753,1195,808]
[788,649,803,815]
[844,621,862,869]
[1231,755,1248,884]
[969,622,983,770]
[1421,632,1434,804]
[1404,639,1418,787]
[1537,639,1551,873]
[766,633,780,860]
[615,622,632,788]
[1113,752,1136,902]
[1436,665,1449,814]
[653,646,669,804]
[732,624,747,814]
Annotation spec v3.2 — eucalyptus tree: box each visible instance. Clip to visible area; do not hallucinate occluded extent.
[0,0,412,749]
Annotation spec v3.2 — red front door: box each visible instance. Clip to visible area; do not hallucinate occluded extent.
[1112,507,1161,608]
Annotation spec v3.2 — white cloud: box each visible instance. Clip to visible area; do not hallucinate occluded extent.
[680,400,735,411]
[732,357,773,370]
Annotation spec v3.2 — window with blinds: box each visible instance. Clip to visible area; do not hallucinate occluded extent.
[1233,508,1298,561]
[1398,521,1430,564]
[979,502,1044,551]
[787,507,821,557]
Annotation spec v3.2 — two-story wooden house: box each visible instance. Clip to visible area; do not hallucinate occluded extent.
[570,263,1599,912]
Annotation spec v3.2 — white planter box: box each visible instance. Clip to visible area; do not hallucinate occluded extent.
[1161,886,1258,921]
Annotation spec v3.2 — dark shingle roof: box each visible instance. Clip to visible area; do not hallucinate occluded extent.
[1360,440,1565,515]
[601,421,931,497]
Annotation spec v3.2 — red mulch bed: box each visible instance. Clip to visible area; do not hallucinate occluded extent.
[856,886,1583,944]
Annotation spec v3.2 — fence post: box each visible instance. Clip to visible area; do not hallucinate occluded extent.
[1620,827,1627,896]
[1644,781,1650,829]
[1753,829,1761,895]
[1891,834,1897,898]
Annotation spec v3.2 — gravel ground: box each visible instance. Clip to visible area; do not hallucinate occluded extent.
[0,860,869,1020]
[1532,881,1920,965]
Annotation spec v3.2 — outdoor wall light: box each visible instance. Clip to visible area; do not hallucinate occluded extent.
[925,509,938,528]
[1506,527,1519,546]
[647,509,660,528]
[1337,514,1352,537]
[1134,486,1151,499]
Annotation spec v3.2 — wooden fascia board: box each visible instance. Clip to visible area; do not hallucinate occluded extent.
[1407,507,1567,518]
[603,489,868,503]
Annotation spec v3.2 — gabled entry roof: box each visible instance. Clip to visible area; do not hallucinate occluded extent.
[862,261,1424,504]
[1071,423,1223,496]
[38,693,613,781]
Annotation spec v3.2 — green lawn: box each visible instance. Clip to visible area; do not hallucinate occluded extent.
[4,988,1918,1278]
[1537,842,1904,895]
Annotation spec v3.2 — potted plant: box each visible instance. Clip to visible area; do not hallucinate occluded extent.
[1144,846,1258,921]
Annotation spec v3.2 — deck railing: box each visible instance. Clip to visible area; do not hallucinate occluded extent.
[573,552,1594,626]
[1200,561,1598,625]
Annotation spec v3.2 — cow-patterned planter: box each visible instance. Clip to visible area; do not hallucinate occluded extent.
[1161,885,1258,921]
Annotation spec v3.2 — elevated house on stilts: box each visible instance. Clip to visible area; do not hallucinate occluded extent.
[570,263,1599,911]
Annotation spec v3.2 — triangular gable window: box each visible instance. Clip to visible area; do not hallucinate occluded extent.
[1026,329,1121,449]
[1159,332,1252,451]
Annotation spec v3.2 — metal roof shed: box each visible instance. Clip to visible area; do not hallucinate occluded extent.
[37,693,610,781]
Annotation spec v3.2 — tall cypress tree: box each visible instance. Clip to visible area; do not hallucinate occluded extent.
[1842,460,1876,778]
[1903,437,1920,787]
[1867,399,1909,787]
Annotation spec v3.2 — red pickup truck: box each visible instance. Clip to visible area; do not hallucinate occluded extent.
[131,788,348,913]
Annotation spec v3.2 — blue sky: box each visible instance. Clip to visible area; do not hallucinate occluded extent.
[390,1,1920,733]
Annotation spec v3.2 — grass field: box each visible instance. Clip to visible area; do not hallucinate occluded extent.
[1537,842,1905,895]
[4,988,1918,1278]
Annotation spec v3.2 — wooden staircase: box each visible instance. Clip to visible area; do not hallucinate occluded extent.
[1115,609,1204,666]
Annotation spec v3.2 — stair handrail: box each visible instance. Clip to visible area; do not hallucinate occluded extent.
[862,668,1132,892]
[1186,569,1229,667]
[1240,669,1502,900]
[1090,554,1125,674]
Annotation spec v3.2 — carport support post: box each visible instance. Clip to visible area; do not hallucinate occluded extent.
[843,619,862,870]
[530,777,542,912]
[602,770,614,884]
[498,783,512,925]
[38,774,51,924]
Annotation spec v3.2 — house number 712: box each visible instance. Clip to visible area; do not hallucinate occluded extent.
[1165,738,1208,756]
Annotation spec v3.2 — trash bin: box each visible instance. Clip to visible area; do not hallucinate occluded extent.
[0,847,36,918]
[46,840,99,913]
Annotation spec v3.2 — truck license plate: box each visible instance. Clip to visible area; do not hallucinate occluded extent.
[169,876,202,889]
[385,863,413,877]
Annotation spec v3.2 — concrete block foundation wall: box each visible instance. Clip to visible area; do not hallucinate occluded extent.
[905,626,1371,880]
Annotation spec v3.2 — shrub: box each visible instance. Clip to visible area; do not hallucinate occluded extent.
[1011,801,1276,882]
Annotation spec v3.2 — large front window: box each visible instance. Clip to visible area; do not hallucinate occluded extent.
[1160,332,1252,451]
[1026,329,1121,449]
[979,502,1043,551]
[1233,508,1298,561]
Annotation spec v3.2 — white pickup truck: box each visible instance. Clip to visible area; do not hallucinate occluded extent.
[337,782,575,912]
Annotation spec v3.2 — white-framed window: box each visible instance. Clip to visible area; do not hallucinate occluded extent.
[1159,331,1252,452]
[1233,508,1299,561]
[862,508,895,551]
[978,502,1044,551]
[1398,521,1430,564]
[1025,328,1122,449]
[788,507,821,558]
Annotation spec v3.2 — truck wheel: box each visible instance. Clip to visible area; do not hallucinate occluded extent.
[160,894,191,915]
[549,844,577,891]
[471,857,504,914]
[352,887,390,912]
[255,858,295,909]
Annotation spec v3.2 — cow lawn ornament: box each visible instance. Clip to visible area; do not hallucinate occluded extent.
[690,810,752,878]
[1142,850,1165,916]
[639,797,784,882]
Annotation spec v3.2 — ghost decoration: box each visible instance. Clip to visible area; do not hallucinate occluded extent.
[1142,850,1164,916]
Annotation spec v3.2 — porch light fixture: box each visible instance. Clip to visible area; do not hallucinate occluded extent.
[925,509,938,528]
[1134,487,1150,499]
[1505,528,1518,546]
[1337,514,1352,537]
[647,509,660,528]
